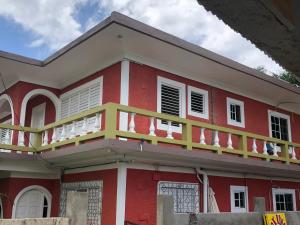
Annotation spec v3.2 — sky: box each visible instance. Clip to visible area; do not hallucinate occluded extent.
[0,0,284,75]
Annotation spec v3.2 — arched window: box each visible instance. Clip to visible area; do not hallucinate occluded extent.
[12,186,52,219]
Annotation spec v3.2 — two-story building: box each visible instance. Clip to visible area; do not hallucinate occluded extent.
[0,12,299,225]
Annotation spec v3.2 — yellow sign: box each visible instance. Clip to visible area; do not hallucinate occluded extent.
[264,213,287,225]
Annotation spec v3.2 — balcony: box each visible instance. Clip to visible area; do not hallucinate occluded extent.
[0,103,299,167]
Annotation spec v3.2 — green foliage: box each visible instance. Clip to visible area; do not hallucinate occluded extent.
[256,66,300,86]
[273,71,300,86]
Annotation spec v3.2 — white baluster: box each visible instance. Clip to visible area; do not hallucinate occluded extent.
[129,113,136,133]
[213,130,220,147]
[252,138,257,153]
[263,141,268,155]
[273,143,278,157]
[42,130,49,146]
[166,121,173,139]
[60,125,66,142]
[227,133,233,149]
[291,146,297,160]
[51,128,57,144]
[200,128,206,145]
[81,117,88,136]
[149,117,156,136]
[18,131,25,146]
[4,129,10,144]
[70,121,76,139]
[93,113,100,132]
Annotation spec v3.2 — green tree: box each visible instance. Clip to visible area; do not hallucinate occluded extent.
[256,66,300,86]
[273,71,300,86]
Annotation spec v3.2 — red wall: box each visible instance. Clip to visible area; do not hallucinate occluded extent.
[0,177,60,218]
[210,175,300,212]
[63,169,118,225]
[125,169,201,225]
[125,169,300,225]
[128,62,300,158]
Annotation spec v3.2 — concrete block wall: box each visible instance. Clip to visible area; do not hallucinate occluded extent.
[0,218,69,225]
[157,195,300,225]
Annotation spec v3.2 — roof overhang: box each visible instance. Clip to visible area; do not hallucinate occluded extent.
[1,12,300,113]
[197,0,300,78]
[23,139,300,180]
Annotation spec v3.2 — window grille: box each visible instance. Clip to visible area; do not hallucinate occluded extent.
[275,194,294,211]
[230,104,241,122]
[271,115,289,141]
[158,182,199,213]
[60,181,103,225]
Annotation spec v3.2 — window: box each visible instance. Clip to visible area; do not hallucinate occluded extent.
[0,118,12,145]
[60,77,103,119]
[268,111,291,141]
[188,86,209,119]
[59,77,103,137]
[60,181,103,225]
[230,186,248,213]
[157,77,186,132]
[272,189,296,211]
[13,186,52,219]
[158,181,199,213]
[226,98,245,128]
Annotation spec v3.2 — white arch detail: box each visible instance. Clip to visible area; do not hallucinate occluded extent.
[0,94,14,125]
[12,185,52,219]
[19,89,61,126]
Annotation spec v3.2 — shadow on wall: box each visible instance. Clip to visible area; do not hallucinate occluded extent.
[157,195,300,225]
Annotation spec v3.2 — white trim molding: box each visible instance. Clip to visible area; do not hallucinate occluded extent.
[12,185,52,219]
[0,94,14,125]
[119,60,130,133]
[116,163,127,225]
[272,188,296,211]
[230,185,248,213]
[157,76,186,133]
[226,97,245,128]
[19,89,61,126]
[187,86,209,119]
[268,110,292,141]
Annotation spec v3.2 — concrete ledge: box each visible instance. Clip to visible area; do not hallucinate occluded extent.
[0,218,69,225]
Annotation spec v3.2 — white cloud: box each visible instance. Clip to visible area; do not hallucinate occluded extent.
[96,0,284,74]
[0,0,87,51]
[0,0,284,74]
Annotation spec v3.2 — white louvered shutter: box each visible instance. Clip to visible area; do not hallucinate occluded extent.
[190,91,204,114]
[60,80,102,137]
[161,84,181,126]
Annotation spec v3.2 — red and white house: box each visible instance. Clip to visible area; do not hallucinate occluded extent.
[0,12,300,225]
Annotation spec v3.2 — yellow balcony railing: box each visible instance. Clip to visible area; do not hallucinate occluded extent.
[0,103,299,165]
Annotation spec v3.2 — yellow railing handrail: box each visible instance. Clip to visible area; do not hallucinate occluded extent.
[0,102,298,165]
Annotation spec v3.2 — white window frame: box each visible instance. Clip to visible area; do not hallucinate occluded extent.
[268,110,292,142]
[187,86,209,119]
[230,185,248,213]
[272,188,296,212]
[157,76,186,133]
[226,97,245,128]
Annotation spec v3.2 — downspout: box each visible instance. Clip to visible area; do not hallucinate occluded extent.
[195,168,208,213]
